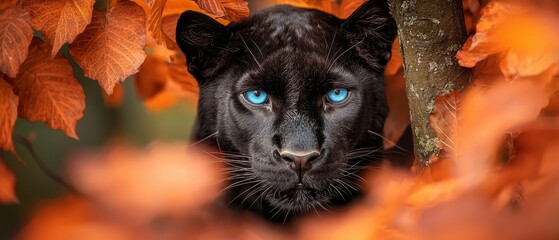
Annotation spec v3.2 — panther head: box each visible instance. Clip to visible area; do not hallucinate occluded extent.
[176,0,397,220]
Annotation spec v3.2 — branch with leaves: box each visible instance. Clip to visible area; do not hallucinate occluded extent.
[0,0,249,203]
[0,0,249,154]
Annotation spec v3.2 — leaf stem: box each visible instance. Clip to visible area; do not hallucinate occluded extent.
[14,135,80,195]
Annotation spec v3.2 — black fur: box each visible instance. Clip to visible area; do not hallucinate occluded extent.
[176,0,397,222]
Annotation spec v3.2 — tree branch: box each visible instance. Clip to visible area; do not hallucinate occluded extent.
[15,135,80,194]
[388,0,471,170]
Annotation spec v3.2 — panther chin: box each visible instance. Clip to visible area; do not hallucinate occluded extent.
[266,184,334,214]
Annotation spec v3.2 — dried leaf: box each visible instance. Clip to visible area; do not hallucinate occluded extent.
[273,0,363,18]
[0,0,17,10]
[167,52,198,95]
[0,78,18,153]
[69,1,146,95]
[195,0,249,21]
[22,0,95,57]
[338,0,365,18]
[131,0,168,46]
[457,1,559,78]
[0,6,33,78]
[135,36,198,108]
[135,55,167,100]
[274,0,313,10]
[146,0,167,45]
[456,37,483,68]
[17,197,131,240]
[161,14,179,49]
[143,89,179,111]
[161,0,210,16]
[0,156,18,204]
[463,0,480,33]
[13,39,85,139]
[67,142,224,223]
[102,84,124,108]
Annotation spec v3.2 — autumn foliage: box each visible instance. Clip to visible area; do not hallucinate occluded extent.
[0,0,246,204]
[3,0,559,239]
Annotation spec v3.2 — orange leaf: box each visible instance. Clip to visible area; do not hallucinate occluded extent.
[195,0,249,21]
[135,36,198,108]
[101,84,124,108]
[135,54,167,100]
[338,0,365,18]
[67,142,224,223]
[0,78,18,153]
[146,0,167,45]
[143,89,179,111]
[462,0,480,33]
[69,1,146,95]
[0,0,17,10]
[17,197,131,240]
[457,1,559,78]
[130,0,171,47]
[162,0,206,16]
[22,0,95,57]
[273,0,364,18]
[274,0,313,10]
[0,6,33,78]
[0,156,18,204]
[13,39,85,139]
[161,14,180,49]
[168,52,198,96]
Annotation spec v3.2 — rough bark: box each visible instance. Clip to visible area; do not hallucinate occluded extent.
[388,0,471,170]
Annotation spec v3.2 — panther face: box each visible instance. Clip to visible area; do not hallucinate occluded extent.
[176,0,397,220]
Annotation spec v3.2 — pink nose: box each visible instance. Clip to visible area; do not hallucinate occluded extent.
[279,150,320,181]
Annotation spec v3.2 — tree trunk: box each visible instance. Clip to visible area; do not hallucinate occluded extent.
[388,0,471,170]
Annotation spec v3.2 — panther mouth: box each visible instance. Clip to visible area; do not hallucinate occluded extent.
[265,184,331,212]
[276,184,316,196]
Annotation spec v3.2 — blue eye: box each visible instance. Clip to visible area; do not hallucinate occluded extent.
[326,88,349,103]
[243,90,269,105]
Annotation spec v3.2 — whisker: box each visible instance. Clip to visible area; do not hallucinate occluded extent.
[325,29,338,66]
[283,208,290,224]
[249,37,263,57]
[368,130,409,153]
[228,182,262,207]
[189,131,218,147]
[220,178,260,193]
[248,182,272,209]
[326,40,362,73]
[333,179,355,196]
[268,204,284,221]
[329,183,346,201]
[340,169,367,184]
[316,201,331,213]
[240,183,266,208]
[239,34,264,70]
[346,147,384,159]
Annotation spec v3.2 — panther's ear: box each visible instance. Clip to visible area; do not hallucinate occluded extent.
[341,0,397,70]
[176,11,235,81]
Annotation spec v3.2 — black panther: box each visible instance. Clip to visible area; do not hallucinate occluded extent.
[176,0,399,222]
